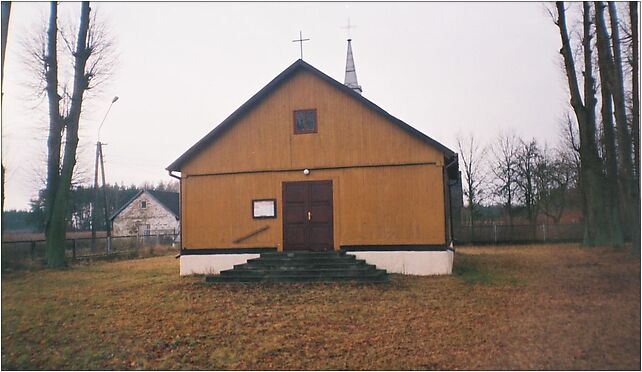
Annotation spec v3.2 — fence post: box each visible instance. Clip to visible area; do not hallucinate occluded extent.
[30,241,36,259]
[72,239,76,260]
[543,224,547,242]
[493,224,498,243]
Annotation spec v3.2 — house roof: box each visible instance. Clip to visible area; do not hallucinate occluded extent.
[110,190,180,221]
[148,190,180,216]
[167,59,455,172]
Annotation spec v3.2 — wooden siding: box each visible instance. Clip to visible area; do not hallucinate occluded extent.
[181,70,444,176]
[181,165,445,250]
[179,67,449,250]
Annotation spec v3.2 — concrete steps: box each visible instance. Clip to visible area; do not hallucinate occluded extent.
[205,251,388,283]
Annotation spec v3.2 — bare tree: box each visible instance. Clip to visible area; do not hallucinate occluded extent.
[30,2,114,267]
[555,2,612,245]
[605,2,638,246]
[536,146,578,223]
[457,134,487,235]
[515,138,541,224]
[631,2,640,186]
[630,2,640,254]
[491,132,519,226]
[607,3,634,189]
[595,1,624,246]
[1,1,11,236]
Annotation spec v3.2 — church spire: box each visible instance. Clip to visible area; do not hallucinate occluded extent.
[344,39,362,94]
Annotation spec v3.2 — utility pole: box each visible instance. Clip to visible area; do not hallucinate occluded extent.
[98,143,111,252]
[91,141,100,250]
[92,96,119,252]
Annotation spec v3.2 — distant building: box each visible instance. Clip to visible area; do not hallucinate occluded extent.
[110,190,179,237]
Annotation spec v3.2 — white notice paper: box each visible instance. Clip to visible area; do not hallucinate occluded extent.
[253,200,275,218]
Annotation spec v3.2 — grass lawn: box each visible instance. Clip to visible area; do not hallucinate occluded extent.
[2,244,639,370]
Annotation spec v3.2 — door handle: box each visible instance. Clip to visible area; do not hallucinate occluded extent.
[307,211,311,221]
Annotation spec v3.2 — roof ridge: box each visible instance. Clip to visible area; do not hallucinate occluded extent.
[110,190,179,220]
[167,60,453,172]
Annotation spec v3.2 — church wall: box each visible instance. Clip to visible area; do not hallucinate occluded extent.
[180,70,444,177]
[180,164,446,251]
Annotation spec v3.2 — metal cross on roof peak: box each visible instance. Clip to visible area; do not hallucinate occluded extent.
[342,18,357,39]
[292,30,310,60]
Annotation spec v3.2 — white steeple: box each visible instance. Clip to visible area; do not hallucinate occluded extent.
[344,39,362,94]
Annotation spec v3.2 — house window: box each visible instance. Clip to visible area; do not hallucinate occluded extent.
[140,201,147,209]
[294,109,317,134]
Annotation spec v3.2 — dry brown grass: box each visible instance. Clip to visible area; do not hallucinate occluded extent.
[1,244,639,370]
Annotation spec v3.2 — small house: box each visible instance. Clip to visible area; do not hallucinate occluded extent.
[110,190,180,237]
[167,41,461,276]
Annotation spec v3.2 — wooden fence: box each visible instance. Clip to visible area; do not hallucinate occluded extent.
[454,223,583,245]
[1,234,179,271]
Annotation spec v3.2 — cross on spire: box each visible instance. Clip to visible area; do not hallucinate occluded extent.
[342,18,357,39]
[292,30,310,60]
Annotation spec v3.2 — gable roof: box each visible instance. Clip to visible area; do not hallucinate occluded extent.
[167,59,454,172]
[110,190,180,221]
[147,190,180,216]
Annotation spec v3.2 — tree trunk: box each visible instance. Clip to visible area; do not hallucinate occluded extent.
[43,1,65,266]
[556,1,611,246]
[45,1,92,267]
[629,2,640,254]
[607,2,635,240]
[1,1,11,98]
[594,1,624,246]
[1,2,11,239]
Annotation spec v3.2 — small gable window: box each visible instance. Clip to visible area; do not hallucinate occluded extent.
[140,201,147,209]
[294,109,317,134]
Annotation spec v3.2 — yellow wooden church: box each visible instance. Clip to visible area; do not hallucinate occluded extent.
[168,40,461,276]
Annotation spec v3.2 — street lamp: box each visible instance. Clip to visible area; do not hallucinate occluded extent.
[92,96,119,253]
[97,96,119,142]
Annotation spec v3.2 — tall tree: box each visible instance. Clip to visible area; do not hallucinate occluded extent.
[631,2,640,188]
[630,2,641,254]
[555,2,612,245]
[607,2,636,243]
[594,1,624,246]
[1,1,11,238]
[36,2,113,266]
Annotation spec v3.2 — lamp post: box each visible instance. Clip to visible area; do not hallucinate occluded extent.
[91,96,119,253]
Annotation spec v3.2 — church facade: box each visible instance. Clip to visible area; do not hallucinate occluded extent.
[168,41,461,276]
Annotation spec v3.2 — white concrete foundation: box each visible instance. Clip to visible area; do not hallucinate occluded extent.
[352,250,454,275]
[180,254,259,276]
[180,250,454,276]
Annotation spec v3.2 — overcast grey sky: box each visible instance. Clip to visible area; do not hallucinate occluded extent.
[2,2,568,210]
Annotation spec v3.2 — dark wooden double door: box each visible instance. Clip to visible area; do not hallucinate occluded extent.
[282,180,334,251]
